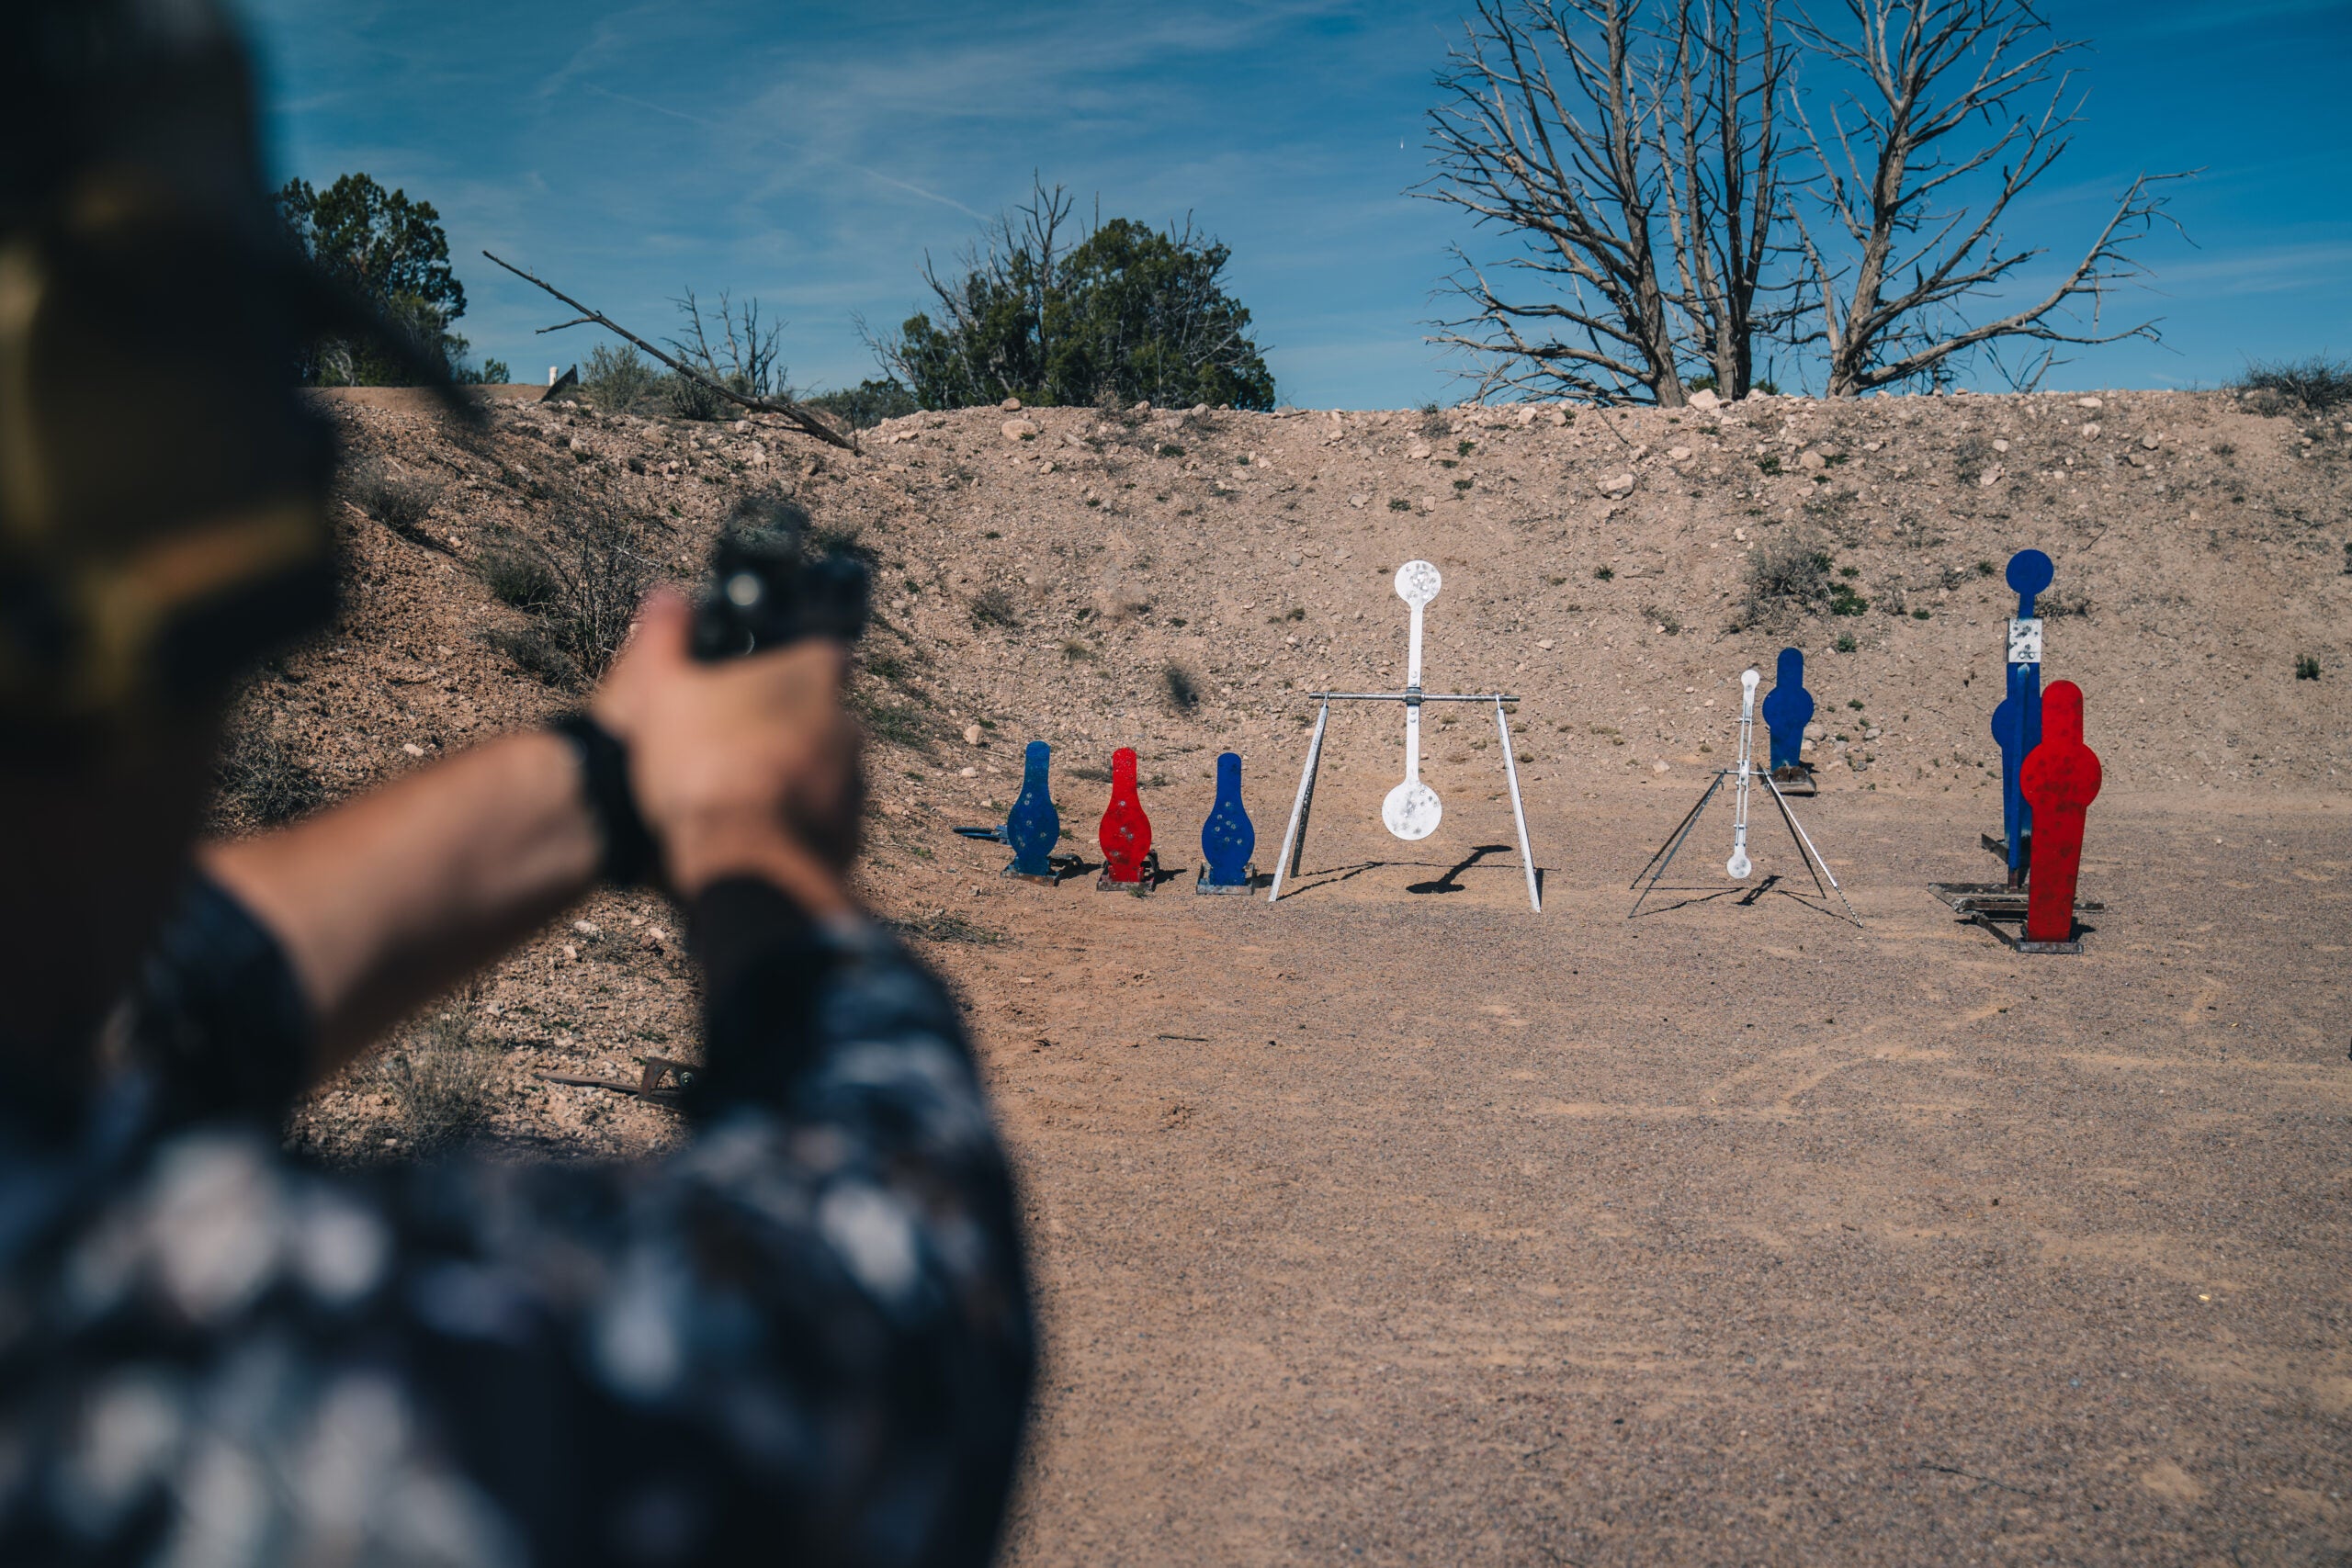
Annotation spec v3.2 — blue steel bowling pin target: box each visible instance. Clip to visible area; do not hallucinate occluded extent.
[1003,740,1061,879]
[1197,751,1256,892]
[1761,648,1814,775]
[1990,549,2053,884]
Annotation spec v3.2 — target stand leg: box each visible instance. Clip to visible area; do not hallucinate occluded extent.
[1268,701,1330,904]
[1627,772,1725,917]
[1761,774,1861,927]
[1492,697,1541,912]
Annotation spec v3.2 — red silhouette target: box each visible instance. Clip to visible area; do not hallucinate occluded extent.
[2018,680,2101,943]
[1098,747,1154,885]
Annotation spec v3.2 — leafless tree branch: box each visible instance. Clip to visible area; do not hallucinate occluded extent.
[1781,0,2194,395]
[481,252,856,452]
[1419,0,1796,405]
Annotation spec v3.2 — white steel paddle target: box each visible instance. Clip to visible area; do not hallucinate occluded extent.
[1267,559,1542,912]
[1382,561,1443,840]
[1726,668,1760,878]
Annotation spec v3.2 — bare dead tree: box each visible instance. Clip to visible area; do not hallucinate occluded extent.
[669,287,786,400]
[1423,0,1793,406]
[481,252,854,451]
[1781,0,2190,397]
[865,178,1079,406]
[1661,0,1795,400]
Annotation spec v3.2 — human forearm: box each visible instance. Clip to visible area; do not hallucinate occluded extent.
[200,729,600,1074]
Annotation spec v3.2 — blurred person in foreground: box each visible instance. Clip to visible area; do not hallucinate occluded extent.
[0,4,1031,1563]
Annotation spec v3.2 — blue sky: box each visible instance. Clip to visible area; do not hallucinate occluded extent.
[242,0,2350,407]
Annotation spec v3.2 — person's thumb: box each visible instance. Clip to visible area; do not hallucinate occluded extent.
[592,586,692,732]
[625,586,694,668]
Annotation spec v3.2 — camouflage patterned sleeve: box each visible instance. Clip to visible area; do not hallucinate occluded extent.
[109,874,315,1127]
[0,877,1032,1567]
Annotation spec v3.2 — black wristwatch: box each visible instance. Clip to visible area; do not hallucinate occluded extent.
[549,711,659,887]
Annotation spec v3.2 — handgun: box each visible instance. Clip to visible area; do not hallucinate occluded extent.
[689,501,870,661]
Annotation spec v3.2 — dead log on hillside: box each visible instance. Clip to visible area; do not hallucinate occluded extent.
[481,252,857,453]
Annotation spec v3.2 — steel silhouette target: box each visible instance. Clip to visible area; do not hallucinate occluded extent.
[1726,668,1761,879]
[1992,547,2053,883]
[1097,747,1153,885]
[1628,668,1859,927]
[2019,680,2101,944]
[1004,740,1061,878]
[1198,751,1255,888]
[1382,560,1443,841]
[1762,648,1813,774]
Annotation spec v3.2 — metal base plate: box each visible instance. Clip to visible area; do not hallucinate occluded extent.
[1098,851,1161,892]
[1770,765,1816,796]
[1962,908,2085,954]
[1003,853,1082,886]
[1196,864,1258,896]
[1928,882,2104,914]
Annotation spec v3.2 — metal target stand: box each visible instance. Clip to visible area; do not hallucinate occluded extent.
[1267,561,1541,913]
[1628,668,1860,926]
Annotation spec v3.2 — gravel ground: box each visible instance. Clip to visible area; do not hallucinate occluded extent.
[963,784,2349,1566]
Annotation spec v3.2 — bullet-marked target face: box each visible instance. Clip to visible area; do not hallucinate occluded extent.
[2007,617,2043,665]
[1394,560,1442,606]
[1383,780,1442,840]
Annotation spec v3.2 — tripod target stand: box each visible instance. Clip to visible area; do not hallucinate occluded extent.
[1628,667,1860,926]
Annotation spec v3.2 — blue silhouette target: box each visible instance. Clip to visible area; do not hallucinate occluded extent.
[1004,740,1061,878]
[1199,751,1256,888]
[1990,549,2053,877]
[1762,648,1815,773]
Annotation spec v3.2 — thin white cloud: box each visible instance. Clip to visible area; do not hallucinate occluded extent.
[847,165,990,222]
[583,84,721,130]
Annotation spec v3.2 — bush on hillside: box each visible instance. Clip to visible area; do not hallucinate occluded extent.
[876,179,1275,412]
[344,460,445,549]
[478,492,660,689]
[1741,536,1834,625]
[582,344,663,413]
[802,378,921,430]
[2233,356,2352,414]
[212,718,326,829]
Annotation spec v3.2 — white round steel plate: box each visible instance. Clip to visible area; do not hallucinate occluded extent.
[1382,780,1442,840]
[1726,849,1751,879]
[1394,559,1442,606]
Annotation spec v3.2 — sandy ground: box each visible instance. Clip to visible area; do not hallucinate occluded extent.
[944,776,2349,1565]
[252,388,2351,1560]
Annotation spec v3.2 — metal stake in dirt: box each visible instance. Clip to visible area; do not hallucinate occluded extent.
[1267,560,1541,912]
[1989,548,2053,886]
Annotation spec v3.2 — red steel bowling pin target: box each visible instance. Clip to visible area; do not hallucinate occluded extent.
[2018,681,2100,945]
[1097,747,1155,888]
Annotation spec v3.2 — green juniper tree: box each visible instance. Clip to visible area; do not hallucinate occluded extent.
[875,181,1274,411]
[277,173,498,384]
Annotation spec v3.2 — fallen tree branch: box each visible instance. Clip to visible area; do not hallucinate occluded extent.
[481,251,857,453]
